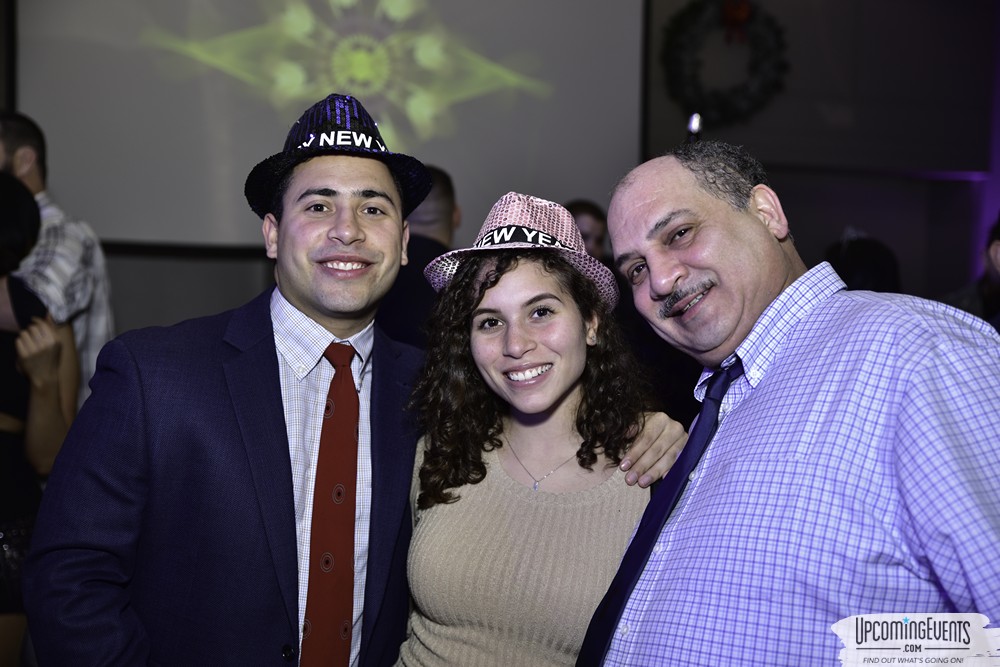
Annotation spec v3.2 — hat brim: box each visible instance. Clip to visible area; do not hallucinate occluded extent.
[245,145,431,220]
[424,243,620,310]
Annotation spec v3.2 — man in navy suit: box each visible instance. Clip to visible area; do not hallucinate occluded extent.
[22,93,432,666]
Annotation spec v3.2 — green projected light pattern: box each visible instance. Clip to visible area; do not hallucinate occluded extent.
[142,0,551,150]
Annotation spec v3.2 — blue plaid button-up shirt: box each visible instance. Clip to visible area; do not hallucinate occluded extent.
[604,263,1000,666]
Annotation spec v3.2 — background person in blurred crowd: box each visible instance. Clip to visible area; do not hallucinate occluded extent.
[378,165,461,348]
[944,212,1000,331]
[1,172,77,667]
[0,111,112,407]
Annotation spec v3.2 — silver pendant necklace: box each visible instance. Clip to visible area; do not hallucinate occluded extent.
[506,441,577,491]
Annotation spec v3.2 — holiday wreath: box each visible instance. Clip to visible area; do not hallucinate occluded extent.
[661,0,789,128]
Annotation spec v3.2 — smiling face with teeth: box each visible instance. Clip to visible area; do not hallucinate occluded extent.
[469,259,599,424]
[609,155,806,368]
[262,155,409,338]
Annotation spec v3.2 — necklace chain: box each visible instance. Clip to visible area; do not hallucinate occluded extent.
[505,442,577,492]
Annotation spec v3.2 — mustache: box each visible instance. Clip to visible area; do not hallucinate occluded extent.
[657,280,714,319]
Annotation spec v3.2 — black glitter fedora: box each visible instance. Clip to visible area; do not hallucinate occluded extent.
[245,93,432,219]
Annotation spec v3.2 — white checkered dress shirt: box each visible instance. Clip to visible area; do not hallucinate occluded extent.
[271,289,374,667]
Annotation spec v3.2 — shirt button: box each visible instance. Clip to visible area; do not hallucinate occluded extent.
[688,470,697,481]
[296,364,306,375]
[618,622,629,637]
[653,543,662,554]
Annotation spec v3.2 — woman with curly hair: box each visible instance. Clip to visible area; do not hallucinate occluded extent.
[396,192,677,666]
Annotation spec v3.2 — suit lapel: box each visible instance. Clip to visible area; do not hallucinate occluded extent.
[362,329,420,647]
[223,289,299,634]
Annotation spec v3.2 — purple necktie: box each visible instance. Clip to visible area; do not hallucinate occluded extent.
[577,359,744,666]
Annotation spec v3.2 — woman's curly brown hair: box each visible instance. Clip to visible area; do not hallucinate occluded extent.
[412,250,653,509]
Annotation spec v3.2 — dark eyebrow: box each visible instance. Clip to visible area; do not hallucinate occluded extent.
[524,293,563,307]
[297,187,337,202]
[614,250,638,274]
[471,306,495,318]
[471,292,563,319]
[613,209,690,273]
[295,188,399,210]
[358,189,398,208]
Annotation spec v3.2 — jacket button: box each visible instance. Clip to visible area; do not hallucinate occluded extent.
[281,644,296,662]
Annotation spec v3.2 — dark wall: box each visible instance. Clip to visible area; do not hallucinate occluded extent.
[644,1,996,173]
[766,171,982,300]
[642,0,1000,300]
[103,244,273,334]
[1,0,14,109]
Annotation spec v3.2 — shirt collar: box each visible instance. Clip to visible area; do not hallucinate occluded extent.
[721,261,846,390]
[33,191,57,223]
[270,287,375,381]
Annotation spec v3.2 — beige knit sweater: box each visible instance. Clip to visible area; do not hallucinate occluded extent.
[396,443,648,666]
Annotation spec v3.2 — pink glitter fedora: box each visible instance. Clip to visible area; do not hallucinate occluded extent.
[424,191,618,308]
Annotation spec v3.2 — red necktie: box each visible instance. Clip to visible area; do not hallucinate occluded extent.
[300,342,359,666]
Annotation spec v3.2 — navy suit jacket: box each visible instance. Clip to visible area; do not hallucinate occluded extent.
[23,288,423,666]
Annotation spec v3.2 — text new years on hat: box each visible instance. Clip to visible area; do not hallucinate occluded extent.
[297,130,387,152]
[476,225,573,249]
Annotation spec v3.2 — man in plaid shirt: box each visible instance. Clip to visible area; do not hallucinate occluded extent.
[0,111,113,407]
